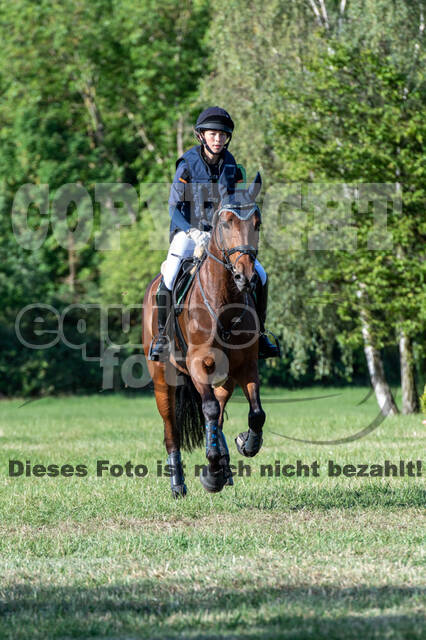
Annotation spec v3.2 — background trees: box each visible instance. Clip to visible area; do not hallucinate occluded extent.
[201,0,425,412]
[0,0,424,409]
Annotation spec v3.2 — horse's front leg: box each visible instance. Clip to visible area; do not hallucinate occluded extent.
[186,379,227,492]
[215,379,236,486]
[235,365,265,458]
[188,351,229,493]
[199,384,231,492]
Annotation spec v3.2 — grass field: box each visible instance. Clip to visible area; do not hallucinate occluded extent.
[0,387,424,639]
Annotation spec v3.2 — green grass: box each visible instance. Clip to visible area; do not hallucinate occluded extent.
[0,387,424,639]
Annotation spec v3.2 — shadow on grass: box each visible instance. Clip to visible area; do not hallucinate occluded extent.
[230,483,426,511]
[0,581,424,639]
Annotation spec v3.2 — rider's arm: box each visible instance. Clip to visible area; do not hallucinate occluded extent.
[168,161,193,233]
[169,204,191,233]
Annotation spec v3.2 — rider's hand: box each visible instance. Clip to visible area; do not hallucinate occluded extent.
[187,228,210,249]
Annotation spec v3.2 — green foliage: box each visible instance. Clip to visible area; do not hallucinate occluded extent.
[0,0,424,395]
[0,0,209,395]
[0,0,209,288]
[274,39,425,349]
[199,0,425,385]
[99,216,163,306]
[421,385,426,415]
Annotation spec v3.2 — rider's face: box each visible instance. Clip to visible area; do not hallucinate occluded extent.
[203,129,228,154]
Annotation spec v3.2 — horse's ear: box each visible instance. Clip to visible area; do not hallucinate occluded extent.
[248,172,262,200]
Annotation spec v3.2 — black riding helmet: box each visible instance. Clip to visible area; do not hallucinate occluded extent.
[195,106,234,154]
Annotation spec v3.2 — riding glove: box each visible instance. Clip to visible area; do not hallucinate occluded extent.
[187,228,210,249]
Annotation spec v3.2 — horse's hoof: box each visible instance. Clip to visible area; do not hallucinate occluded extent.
[221,460,234,486]
[199,468,227,493]
[235,430,263,457]
[171,484,187,499]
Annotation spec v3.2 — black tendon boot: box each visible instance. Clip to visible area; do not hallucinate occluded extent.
[255,276,281,359]
[148,278,172,361]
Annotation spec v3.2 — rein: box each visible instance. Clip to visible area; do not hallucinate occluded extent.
[196,269,249,342]
[194,204,259,342]
[207,206,258,275]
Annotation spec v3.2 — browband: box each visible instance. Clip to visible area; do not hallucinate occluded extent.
[217,202,260,221]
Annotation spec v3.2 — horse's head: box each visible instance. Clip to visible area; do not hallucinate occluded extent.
[212,172,262,293]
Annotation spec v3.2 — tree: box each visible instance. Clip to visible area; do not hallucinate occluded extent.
[274,20,425,412]
[201,0,425,409]
[99,217,163,307]
[0,0,210,395]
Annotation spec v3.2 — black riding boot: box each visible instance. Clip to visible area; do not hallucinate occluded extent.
[148,278,172,362]
[255,277,281,359]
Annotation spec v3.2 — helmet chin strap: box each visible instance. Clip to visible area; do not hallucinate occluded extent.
[196,131,232,157]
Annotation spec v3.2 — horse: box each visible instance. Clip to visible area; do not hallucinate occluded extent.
[142,174,266,497]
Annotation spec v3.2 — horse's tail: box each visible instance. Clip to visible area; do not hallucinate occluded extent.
[175,373,205,452]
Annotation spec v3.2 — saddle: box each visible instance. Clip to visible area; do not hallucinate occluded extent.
[167,257,205,361]
[172,258,199,315]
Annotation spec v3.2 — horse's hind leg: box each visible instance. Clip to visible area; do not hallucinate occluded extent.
[235,366,265,458]
[151,364,187,499]
[144,277,187,499]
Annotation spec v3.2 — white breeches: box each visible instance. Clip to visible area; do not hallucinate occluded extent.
[161,230,267,290]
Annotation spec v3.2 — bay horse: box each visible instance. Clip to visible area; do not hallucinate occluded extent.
[142,174,265,497]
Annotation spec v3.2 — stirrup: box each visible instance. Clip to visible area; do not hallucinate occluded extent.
[258,331,281,359]
[148,334,170,362]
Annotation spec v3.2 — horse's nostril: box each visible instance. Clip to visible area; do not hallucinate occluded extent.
[234,274,241,280]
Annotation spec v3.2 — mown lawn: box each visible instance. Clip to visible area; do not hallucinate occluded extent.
[0,387,424,639]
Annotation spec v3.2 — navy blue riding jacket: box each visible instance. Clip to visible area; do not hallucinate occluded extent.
[168,145,242,240]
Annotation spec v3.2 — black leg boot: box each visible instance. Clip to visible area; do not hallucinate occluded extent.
[148,278,172,362]
[255,276,281,359]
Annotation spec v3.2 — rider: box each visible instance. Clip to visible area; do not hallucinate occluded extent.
[149,106,280,361]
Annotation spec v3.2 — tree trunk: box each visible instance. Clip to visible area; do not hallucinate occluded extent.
[356,285,399,416]
[75,61,117,168]
[395,237,419,413]
[81,77,105,147]
[399,330,419,413]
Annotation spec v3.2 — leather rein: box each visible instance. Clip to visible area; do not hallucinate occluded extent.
[195,205,259,342]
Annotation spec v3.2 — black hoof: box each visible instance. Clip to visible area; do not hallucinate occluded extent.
[171,483,187,499]
[217,432,233,486]
[235,429,263,457]
[221,458,234,486]
[199,468,227,493]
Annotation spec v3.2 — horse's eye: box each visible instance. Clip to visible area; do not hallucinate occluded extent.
[222,221,231,230]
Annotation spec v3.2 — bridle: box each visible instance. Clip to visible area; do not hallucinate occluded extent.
[195,202,261,342]
[206,203,260,278]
